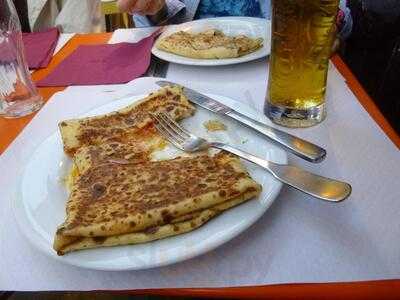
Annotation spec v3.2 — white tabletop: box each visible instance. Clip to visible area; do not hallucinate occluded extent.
[0,28,399,291]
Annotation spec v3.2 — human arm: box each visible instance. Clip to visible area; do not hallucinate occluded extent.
[117,0,165,15]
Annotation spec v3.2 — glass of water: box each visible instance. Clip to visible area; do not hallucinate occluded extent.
[0,0,43,118]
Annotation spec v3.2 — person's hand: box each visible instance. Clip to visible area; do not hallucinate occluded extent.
[117,0,166,15]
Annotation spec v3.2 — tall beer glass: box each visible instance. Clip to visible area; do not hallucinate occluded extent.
[265,0,339,127]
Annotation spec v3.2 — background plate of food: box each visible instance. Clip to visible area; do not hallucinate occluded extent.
[152,17,270,66]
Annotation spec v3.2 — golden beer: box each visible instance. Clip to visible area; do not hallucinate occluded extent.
[265,0,339,127]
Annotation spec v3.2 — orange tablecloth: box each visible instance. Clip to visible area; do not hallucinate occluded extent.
[1,33,399,299]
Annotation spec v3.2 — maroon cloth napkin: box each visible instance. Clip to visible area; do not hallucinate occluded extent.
[22,27,59,69]
[36,32,159,87]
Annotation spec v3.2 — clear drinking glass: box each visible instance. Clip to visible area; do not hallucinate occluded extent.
[0,0,43,118]
[264,0,339,127]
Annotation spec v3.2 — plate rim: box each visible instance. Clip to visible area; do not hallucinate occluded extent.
[13,92,286,271]
[151,16,271,66]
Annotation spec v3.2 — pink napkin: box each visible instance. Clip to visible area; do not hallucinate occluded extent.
[22,27,60,69]
[36,32,159,87]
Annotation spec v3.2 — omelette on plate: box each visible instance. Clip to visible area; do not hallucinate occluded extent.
[54,86,261,255]
[156,29,263,59]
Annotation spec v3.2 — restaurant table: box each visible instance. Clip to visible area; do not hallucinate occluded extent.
[0,32,399,299]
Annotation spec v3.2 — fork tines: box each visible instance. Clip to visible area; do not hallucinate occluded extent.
[150,112,188,150]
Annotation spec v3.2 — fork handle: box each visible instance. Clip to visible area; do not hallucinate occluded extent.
[211,142,351,202]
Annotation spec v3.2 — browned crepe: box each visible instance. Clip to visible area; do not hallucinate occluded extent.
[56,189,257,255]
[54,153,261,254]
[59,86,195,156]
[156,29,263,59]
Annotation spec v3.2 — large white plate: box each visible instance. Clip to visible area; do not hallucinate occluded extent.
[14,93,286,271]
[152,17,270,66]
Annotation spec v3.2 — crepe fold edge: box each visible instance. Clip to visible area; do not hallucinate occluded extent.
[57,154,259,238]
[54,187,260,255]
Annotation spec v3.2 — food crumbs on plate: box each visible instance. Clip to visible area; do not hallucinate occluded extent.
[241,138,249,144]
[203,119,227,132]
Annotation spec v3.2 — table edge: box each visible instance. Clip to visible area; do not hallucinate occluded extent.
[116,279,400,299]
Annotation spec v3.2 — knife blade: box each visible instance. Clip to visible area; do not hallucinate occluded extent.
[156,80,326,163]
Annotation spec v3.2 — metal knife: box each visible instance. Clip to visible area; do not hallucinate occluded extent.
[156,80,326,163]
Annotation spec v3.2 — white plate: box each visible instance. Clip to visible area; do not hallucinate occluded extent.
[14,93,286,271]
[152,17,270,66]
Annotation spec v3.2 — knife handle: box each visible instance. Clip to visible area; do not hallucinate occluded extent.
[227,111,326,163]
[212,142,350,202]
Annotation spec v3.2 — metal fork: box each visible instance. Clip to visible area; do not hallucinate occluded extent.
[151,112,351,202]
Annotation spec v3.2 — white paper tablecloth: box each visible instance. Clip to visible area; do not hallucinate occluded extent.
[0,28,399,291]
[54,33,75,54]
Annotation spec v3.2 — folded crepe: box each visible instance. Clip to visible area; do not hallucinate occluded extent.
[55,153,261,255]
[59,86,195,156]
[55,86,262,255]
[156,29,264,59]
